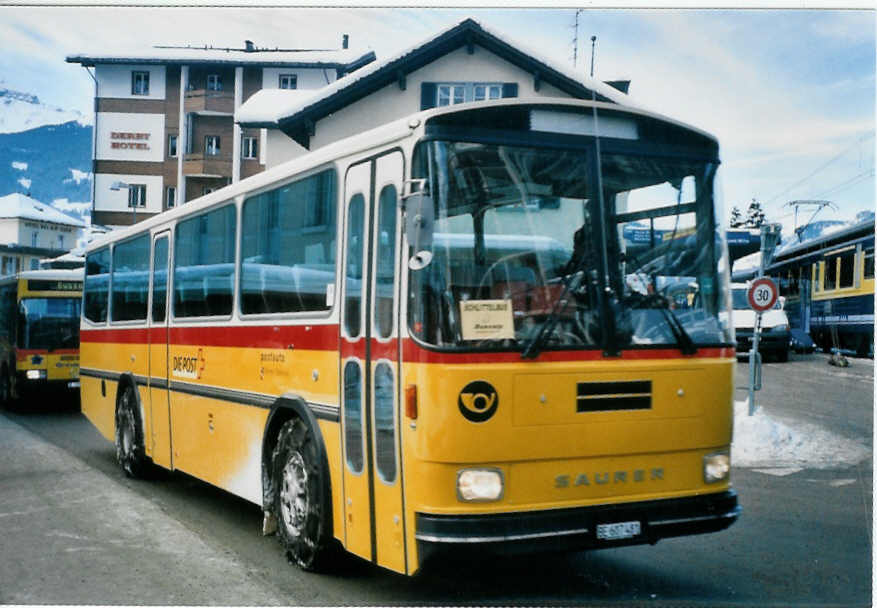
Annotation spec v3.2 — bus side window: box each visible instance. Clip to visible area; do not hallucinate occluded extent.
[865,247,874,280]
[374,185,398,339]
[240,169,337,315]
[344,194,365,338]
[174,205,236,318]
[84,247,111,323]
[152,238,169,322]
[112,235,150,322]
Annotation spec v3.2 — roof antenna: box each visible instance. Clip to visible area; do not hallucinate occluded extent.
[590,35,597,78]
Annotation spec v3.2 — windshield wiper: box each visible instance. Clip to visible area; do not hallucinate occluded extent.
[520,270,586,359]
[657,307,697,355]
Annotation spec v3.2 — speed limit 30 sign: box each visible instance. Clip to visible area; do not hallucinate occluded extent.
[747,277,779,312]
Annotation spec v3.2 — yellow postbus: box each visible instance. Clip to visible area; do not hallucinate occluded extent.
[0,268,82,403]
[79,98,739,575]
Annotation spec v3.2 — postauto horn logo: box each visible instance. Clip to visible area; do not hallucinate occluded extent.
[458,380,499,422]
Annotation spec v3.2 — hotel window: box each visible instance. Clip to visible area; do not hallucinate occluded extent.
[242,136,258,159]
[168,134,178,158]
[132,71,150,96]
[207,74,222,91]
[30,259,39,270]
[57,234,64,249]
[205,135,221,156]
[279,74,297,89]
[128,184,147,208]
[31,232,38,247]
[166,186,176,208]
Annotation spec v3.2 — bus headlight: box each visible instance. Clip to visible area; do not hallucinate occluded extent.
[26,369,46,380]
[457,468,504,502]
[703,451,731,483]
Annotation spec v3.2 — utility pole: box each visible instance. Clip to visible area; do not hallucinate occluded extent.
[590,35,597,78]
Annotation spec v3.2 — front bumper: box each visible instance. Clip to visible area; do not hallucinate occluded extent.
[735,330,790,353]
[416,490,740,563]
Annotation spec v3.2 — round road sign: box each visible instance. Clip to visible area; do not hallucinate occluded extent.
[747,277,779,312]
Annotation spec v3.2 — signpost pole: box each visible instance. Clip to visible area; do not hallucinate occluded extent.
[747,223,783,416]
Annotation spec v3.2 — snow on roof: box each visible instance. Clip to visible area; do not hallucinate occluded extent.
[0,193,87,227]
[67,46,373,68]
[236,17,633,128]
[237,89,322,124]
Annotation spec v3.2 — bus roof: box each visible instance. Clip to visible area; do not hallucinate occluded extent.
[0,268,83,286]
[84,97,718,255]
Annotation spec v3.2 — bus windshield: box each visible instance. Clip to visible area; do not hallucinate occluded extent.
[18,297,81,350]
[409,139,731,353]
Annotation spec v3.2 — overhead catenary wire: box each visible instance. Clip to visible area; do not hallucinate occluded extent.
[762,131,875,206]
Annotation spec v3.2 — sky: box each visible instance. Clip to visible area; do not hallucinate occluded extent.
[0,4,873,234]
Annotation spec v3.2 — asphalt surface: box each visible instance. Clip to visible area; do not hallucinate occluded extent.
[0,351,872,606]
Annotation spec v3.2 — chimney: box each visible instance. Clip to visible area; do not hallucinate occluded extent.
[244,40,255,52]
[342,34,349,50]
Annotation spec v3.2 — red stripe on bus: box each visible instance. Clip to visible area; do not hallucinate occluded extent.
[401,343,734,364]
[81,324,339,350]
[80,327,732,362]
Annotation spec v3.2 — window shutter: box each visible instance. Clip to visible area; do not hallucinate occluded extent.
[420,83,437,110]
[501,83,518,98]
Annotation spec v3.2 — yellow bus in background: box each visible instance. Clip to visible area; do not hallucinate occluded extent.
[0,269,82,404]
[79,98,739,575]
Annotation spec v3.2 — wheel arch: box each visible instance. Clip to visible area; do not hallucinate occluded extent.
[261,394,332,516]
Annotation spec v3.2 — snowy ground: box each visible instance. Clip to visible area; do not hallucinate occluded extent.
[732,399,870,476]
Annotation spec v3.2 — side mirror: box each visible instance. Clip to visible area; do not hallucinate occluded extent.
[403,190,434,270]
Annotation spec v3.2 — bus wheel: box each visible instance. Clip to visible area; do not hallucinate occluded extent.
[114,384,149,478]
[272,417,333,571]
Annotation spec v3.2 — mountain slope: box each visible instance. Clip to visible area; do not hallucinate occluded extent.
[0,121,93,205]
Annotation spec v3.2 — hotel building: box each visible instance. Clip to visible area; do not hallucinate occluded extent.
[67,39,374,226]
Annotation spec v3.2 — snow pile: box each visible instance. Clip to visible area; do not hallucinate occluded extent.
[732,400,869,471]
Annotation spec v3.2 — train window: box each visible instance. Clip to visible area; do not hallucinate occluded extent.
[839,251,855,288]
[824,258,837,290]
[865,247,874,279]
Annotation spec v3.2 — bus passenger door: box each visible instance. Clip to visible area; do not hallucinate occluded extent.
[340,151,407,573]
[148,232,173,469]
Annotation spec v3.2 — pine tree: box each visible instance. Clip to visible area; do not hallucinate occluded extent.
[729,206,743,228]
[745,198,766,228]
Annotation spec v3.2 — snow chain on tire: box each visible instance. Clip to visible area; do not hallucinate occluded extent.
[271,417,335,571]
[114,384,150,478]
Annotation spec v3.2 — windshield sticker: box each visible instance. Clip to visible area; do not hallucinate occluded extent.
[459,299,514,341]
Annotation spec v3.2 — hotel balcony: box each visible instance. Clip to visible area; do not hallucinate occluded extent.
[184,89,234,115]
[183,153,231,178]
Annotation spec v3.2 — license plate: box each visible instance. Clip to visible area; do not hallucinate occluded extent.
[596,521,641,540]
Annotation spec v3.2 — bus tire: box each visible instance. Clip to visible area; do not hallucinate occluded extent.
[272,417,334,571]
[115,383,150,478]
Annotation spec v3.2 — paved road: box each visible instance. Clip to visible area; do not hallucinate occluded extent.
[0,352,871,606]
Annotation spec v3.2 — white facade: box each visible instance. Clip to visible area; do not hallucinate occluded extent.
[261,45,574,169]
[94,174,164,215]
[95,64,167,100]
[95,112,166,162]
[261,67,336,90]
